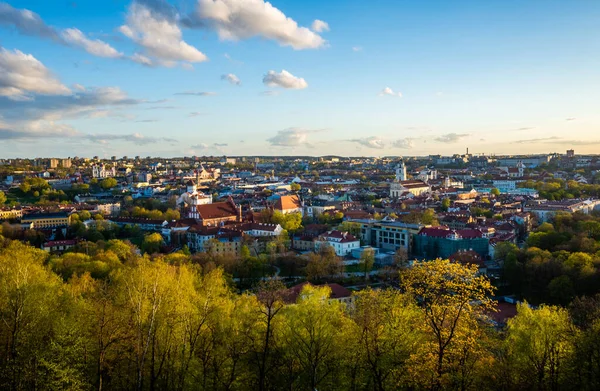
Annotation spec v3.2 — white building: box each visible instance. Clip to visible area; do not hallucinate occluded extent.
[92,164,116,178]
[315,230,361,256]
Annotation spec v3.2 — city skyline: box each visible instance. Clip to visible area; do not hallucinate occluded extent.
[1,0,599,158]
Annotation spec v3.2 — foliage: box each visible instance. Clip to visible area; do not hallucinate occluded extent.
[3,237,600,391]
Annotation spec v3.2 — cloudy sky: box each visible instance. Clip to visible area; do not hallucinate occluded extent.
[0,0,599,158]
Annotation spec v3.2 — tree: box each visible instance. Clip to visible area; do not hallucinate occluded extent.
[505,303,574,390]
[100,178,117,190]
[254,279,287,391]
[142,233,163,254]
[351,289,423,390]
[279,285,346,390]
[338,221,361,238]
[359,247,375,280]
[393,247,409,268]
[421,208,439,225]
[290,183,301,192]
[0,190,6,205]
[441,198,451,212]
[401,259,494,390]
[490,188,500,197]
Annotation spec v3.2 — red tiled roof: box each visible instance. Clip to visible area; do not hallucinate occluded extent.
[196,200,238,220]
[274,195,302,211]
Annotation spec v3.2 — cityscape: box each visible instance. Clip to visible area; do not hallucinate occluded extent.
[1,1,600,390]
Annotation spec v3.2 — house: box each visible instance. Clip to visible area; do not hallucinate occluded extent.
[315,230,361,256]
[43,239,77,253]
[195,197,241,226]
[274,194,303,215]
[186,225,243,254]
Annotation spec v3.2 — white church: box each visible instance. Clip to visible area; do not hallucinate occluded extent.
[389,159,431,198]
[176,180,213,219]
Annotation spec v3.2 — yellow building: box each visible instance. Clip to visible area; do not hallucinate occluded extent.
[21,212,71,229]
[0,208,23,221]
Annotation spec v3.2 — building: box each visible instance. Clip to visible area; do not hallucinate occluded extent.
[525,199,600,223]
[61,158,72,168]
[95,203,121,217]
[49,158,59,168]
[109,217,167,231]
[195,197,241,226]
[274,194,303,215]
[42,239,77,253]
[22,211,71,229]
[177,180,212,218]
[354,220,423,253]
[186,226,243,254]
[0,207,23,221]
[315,230,361,256]
[390,180,430,198]
[92,164,116,178]
[414,227,489,260]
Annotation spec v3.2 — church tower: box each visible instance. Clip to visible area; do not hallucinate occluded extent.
[395,159,407,182]
[517,160,525,177]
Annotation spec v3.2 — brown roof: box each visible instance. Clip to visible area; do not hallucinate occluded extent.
[275,195,302,211]
[196,200,238,220]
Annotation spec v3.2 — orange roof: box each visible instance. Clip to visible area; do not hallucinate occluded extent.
[196,200,238,220]
[275,195,302,211]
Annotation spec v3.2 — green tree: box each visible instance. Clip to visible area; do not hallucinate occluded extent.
[441,198,451,212]
[0,190,6,204]
[100,178,117,190]
[505,303,574,390]
[280,284,347,390]
[401,259,494,390]
[351,289,423,390]
[142,233,163,254]
[359,247,375,280]
[490,188,501,197]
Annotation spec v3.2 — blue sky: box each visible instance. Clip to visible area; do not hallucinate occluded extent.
[1,0,599,158]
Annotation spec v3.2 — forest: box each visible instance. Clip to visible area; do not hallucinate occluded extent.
[2,235,600,391]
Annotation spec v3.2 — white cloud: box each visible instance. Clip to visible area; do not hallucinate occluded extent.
[185,0,327,50]
[174,91,217,96]
[348,136,386,149]
[0,48,70,100]
[0,121,79,140]
[0,3,128,61]
[263,70,307,89]
[61,28,123,58]
[131,53,153,66]
[352,46,362,52]
[221,73,241,85]
[0,2,60,40]
[392,138,414,149]
[311,20,329,33]
[434,133,469,143]
[267,127,318,147]
[260,90,279,96]
[120,1,208,66]
[380,87,402,97]
[85,132,177,145]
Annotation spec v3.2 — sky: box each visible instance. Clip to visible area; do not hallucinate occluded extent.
[0,0,599,158]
